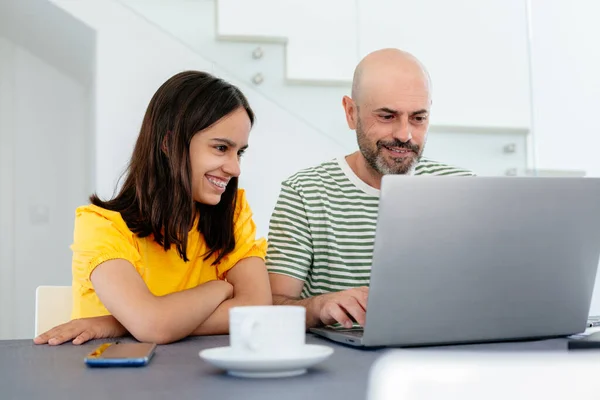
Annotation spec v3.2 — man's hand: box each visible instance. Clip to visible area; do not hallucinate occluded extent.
[314,287,369,328]
[270,273,370,328]
[33,315,127,346]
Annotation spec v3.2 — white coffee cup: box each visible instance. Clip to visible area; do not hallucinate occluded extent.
[229,305,306,357]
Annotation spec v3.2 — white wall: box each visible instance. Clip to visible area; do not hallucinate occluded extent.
[217,0,532,130]
[0,0,95,86]
[529,0,600,314]
[0,37,90,339]
[530,0,600,175]
[359,0,531,130]
[0,37,17,339]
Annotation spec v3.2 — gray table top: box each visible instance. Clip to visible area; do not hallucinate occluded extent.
[0,334,570,400]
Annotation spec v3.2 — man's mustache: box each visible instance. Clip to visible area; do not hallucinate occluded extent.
[377,139,420,153]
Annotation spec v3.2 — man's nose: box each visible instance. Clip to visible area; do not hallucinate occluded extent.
[392,117,412,143]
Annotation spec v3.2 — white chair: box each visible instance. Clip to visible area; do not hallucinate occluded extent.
[34,285,72,337]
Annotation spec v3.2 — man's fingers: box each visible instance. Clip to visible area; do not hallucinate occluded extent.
[322,303,353,328]
[339,297,366,327]
[351,289,369,310]
[345,287,368,310]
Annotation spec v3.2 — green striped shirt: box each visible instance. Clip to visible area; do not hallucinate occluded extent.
[266,157,475,298]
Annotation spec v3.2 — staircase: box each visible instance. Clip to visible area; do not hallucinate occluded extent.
[118,0,356,152]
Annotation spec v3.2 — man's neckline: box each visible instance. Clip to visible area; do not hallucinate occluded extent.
[336,156,381,197]
[335,154,418,197]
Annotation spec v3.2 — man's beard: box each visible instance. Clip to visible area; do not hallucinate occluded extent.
[356,119,423,175]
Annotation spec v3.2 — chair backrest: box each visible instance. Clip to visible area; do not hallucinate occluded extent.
[35,285,72,337]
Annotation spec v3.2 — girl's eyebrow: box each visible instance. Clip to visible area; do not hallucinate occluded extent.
[211,138,248,150]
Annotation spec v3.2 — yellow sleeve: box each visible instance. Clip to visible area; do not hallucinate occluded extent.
[216,189,267,278]
[70,205,142,319]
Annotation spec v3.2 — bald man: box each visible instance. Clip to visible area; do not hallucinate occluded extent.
[266,49,475,329]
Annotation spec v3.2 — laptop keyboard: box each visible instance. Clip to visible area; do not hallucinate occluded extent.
[333,328,364,338]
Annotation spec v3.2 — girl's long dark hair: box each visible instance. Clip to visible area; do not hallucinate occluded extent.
[91,71,254,264]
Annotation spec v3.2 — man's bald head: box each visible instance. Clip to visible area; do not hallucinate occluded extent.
[342,48,433,180]
[351,48,431,105]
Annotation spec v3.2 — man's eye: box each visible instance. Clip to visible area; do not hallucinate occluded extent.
[380,115,394,120]
[414,116,428,123]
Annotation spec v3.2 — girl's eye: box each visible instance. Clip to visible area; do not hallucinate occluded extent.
[215,145,227,152]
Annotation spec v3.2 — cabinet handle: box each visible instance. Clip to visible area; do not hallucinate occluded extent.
[252,47,264,60]
[503,143,517,154]
[252,73,264,85]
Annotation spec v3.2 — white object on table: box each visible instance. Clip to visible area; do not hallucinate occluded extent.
[367,349,600,400]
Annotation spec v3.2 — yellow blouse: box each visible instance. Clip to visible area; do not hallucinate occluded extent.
[70,189,267,319]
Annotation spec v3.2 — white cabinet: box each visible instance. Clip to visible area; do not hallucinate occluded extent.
[423,129,529,177]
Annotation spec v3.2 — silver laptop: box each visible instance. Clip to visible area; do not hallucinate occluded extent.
[311,176,600,347]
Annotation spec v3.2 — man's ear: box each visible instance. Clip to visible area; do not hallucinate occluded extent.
[342,96,358,130]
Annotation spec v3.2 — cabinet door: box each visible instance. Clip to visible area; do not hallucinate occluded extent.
[423,129,528,177]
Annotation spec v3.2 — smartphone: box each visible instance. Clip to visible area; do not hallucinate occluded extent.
[84,342,157,367]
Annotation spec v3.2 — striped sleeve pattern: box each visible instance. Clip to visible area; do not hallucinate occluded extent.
[266,157,474,298]
[265,181,314,282]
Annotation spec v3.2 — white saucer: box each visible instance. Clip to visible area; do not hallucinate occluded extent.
[199,344,334,378]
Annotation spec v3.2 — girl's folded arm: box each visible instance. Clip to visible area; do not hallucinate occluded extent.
[91,259,233,344]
